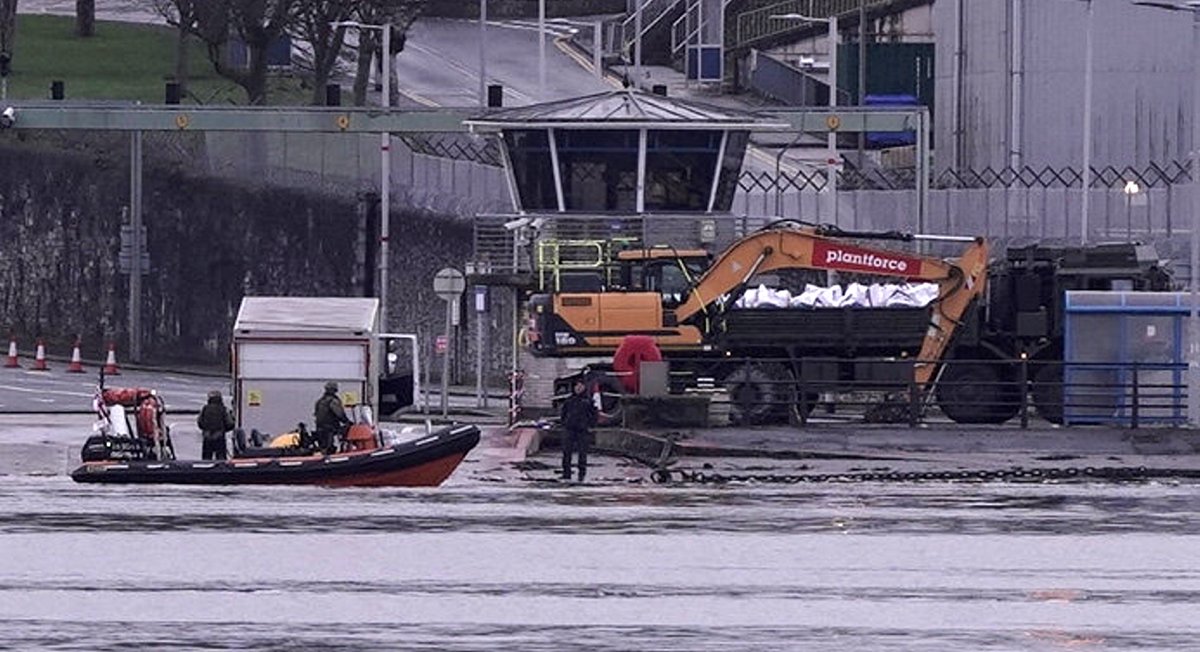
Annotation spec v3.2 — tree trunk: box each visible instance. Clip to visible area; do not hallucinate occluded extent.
[0,0,18,56]
[352,35,376,107]
[245,40,268,105]
[174,24,189,95]
[75,0,94,38]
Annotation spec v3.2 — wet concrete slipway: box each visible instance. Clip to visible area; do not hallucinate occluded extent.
[2,393,1200,651]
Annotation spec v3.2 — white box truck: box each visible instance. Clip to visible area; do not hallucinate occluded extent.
[232,297,418,436]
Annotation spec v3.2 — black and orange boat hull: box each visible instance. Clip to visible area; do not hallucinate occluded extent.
[71,424,480,487]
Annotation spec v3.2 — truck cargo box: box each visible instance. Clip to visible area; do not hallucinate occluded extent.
[719,306,931,353]
[233,297,380,437]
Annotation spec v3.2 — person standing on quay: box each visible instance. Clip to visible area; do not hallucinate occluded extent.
[560,380,598,482]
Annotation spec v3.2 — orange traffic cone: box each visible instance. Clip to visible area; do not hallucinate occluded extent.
[66,337,85,373]
[4,336,18,368]
[103,342,121,375]
[31,339,49,371]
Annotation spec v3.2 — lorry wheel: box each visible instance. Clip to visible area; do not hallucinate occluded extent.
[723,364,787,425]
[1031,366,1065,424]
[937,363,1020,424]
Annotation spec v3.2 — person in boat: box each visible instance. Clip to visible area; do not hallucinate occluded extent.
[197,390,235,460]
[559,379,598,482]
[314,381,352,454]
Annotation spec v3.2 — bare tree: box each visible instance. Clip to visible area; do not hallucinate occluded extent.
[291,0,357,105]
[148,0,199,96]
[175,0,299,105]
[351,0,423,106]
[0,0,17,59]
[75,0,94,37]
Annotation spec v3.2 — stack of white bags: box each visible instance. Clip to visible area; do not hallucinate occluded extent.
[734,282,940,309]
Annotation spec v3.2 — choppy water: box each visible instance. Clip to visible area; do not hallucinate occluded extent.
[1,477,1198,651]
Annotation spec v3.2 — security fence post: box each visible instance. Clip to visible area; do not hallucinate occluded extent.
[1019,355,1030,429]
[908,361,920,428]
[1130,361,1140,429]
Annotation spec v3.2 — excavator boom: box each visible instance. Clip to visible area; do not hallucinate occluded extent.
[670,225,990,386]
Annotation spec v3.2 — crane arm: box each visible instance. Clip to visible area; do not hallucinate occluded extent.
[670,226,990,386]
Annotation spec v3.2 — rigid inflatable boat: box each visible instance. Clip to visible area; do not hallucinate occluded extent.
[70,384,479,487]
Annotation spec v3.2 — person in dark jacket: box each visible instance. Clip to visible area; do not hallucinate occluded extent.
[560,380,598,481]
[197,390,234,460]
[314,381,352,454]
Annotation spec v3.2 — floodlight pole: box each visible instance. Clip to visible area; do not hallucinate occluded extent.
[332,20,392,331]
[1081,0,1094,245]
[539,0,547,97]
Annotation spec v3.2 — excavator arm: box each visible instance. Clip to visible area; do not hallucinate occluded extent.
[671,226,990,386]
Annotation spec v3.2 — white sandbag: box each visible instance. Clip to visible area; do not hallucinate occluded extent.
[759,287,792,308]
[839,283,869,307]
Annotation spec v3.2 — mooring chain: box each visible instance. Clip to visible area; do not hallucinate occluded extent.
[650,466,1200,485]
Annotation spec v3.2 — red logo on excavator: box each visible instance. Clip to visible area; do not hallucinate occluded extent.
[812,241,921,275]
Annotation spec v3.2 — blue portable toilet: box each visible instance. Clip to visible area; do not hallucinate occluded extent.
[1063,291,1187,426]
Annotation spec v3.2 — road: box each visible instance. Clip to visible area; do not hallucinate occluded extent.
[0,365,223,414]
[392,17,617,108]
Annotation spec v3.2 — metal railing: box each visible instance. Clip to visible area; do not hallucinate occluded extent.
[732,0,892,51]
[564,356,1187,429]
[670,0,703,55]
[619,0,684,57]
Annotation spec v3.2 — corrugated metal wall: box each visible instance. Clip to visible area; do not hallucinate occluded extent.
[934,0,1195,172]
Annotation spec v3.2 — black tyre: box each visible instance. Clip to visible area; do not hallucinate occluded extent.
[937,362,1021,424]
[723,363,789,425]
[1031,365,1065,424]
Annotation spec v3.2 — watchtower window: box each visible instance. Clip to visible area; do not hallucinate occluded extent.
[710,131,749,212]
[555,129,639,212]
[504,130,557,211]
[644,130,722,212]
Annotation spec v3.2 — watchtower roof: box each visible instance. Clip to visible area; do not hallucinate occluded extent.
[465,89,785,131]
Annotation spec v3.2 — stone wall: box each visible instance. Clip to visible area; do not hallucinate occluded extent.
[0,134,475,368]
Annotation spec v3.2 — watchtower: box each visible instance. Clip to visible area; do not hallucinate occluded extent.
[465,89,785,283]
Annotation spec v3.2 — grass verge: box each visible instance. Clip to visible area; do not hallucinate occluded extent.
[3,14,307,105]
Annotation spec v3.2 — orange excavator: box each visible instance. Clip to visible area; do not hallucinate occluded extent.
[527,222,990,422]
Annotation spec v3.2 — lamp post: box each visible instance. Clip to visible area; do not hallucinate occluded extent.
[772,13,840,225]
[332,20,392,331]
[539,0,546,97]
[1133,1,1200,426]
[479,0,488,107]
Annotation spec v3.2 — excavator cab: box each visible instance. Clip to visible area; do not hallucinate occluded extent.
[615,248,711,308]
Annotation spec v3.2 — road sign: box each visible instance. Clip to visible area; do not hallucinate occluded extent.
[118,251,151,275]
[433,267,466,300]
[119,224,149,274]
[435,334,448,354]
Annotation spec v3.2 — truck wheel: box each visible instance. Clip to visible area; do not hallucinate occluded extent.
[937,363,1020,424]
[723,364,787,425]
[1031,366,1064,424]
